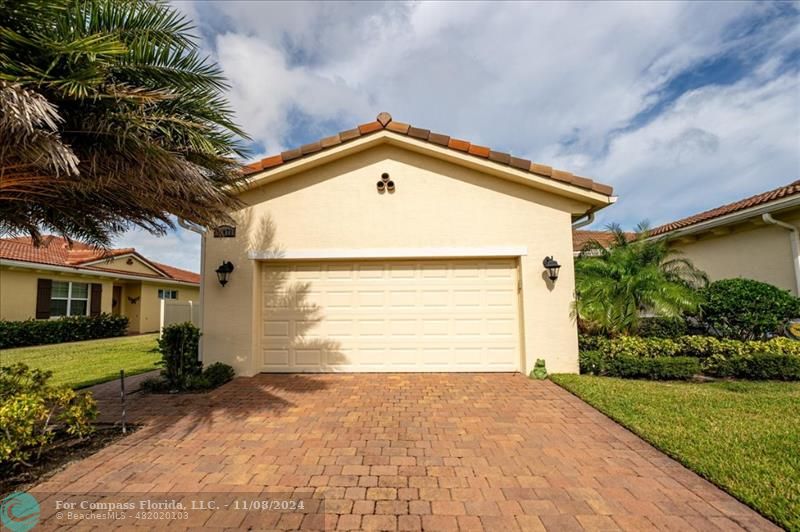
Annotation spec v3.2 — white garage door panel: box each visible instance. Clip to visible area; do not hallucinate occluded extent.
[260,259,520,372]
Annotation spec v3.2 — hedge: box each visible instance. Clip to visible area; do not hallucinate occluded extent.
[580,334,800,381]
[579,352,699,380]
[579,334,800,359]
[0,314,128,349]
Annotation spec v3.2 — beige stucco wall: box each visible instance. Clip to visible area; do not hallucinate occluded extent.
[670,212,800,295]
[0,267,113,321]
[91,255,163,276]
[203,143,595,376]
[134,282,199,334]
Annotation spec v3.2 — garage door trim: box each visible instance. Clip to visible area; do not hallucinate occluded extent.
[257,257,524,373]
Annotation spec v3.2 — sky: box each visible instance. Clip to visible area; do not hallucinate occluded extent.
[115,1,800,272]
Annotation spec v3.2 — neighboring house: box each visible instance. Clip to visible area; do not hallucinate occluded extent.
[572,230,632,256]
[201,112,615,376]
[650,180,800,295]
[0,236,200,333]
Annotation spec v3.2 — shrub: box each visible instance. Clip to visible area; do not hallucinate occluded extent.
[637,317,688,338]
[606,356,699,380]
[582,334,800,360]
[203,362,235,388]
[731,354,800,380]
[700,279,800,340]
[579,351,605,375]
[157,322,202,390]
[0,364,97,466]
[0,314,128,349]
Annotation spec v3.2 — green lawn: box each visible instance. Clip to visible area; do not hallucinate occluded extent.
[1,334,160,389]
[551,375,800,530]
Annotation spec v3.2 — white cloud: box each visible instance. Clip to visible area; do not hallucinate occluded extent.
[117,1,798,268]
[112,227,201,273]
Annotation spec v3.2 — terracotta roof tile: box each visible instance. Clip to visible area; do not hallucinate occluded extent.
[300,141,322,155]
[573,230,634,253]
[0,236,199,284]
[386,121,410,134]
[468,144,490,157]
[280,148,302,161]
[448,138,470,152]
[510,156,531,171]
[320,135,342,149]
[529,163,553,177]
[488,151,511,165]
[358,121,382,135]
[651,180,800,236]
[428,132,450,146]
[407,126,431,140]
[551,169,574,183]
[241,112,614,196]
[339,128,360,141]
[261,154,284,168]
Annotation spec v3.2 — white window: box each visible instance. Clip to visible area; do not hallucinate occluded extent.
[50,281,89,317]
[158,289,178,300]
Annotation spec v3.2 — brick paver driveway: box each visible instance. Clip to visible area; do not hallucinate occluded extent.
[31,374,776,531]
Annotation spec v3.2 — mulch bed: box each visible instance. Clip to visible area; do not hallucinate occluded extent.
[0,424,139,498]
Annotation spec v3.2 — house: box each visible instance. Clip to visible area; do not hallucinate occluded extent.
[0,236,200,333]
[651,180,800,295]
[571,230,633,256]
[201,112,615,375]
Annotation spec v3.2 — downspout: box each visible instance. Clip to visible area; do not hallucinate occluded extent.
[178,219,206,361]
[572,210,595,230]
[762,213,800,295]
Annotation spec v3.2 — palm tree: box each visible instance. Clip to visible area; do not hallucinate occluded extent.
[575,223,708,336]
[0,0,248,246]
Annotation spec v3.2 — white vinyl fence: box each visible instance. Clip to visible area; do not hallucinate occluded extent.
[160,299,201,335]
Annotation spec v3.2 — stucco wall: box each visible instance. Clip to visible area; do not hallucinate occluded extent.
[670,213,800,295]
[92,255,163,276]
[203,143,593,376]
[135,282,200,334]
[0,267,113,321]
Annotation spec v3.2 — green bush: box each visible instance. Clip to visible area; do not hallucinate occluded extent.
[637,317,688,338]
[203,362,235,388]
[0,314,128,349]
[732,354,800,380]
[157,322,202,390]
[0,364,97,465]
[700,279,800,340]
[584,334,800,360]
[606,356,699,380]
[579,351,605,375]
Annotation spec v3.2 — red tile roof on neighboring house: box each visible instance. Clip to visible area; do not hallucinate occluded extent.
[0,236,200,284]
[243,112,615,197]
[572,230,637,253]
[650,180,800,236]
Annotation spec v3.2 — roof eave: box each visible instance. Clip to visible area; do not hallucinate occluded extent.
[240,131,615,211]
[649,194,800,241]
[0,259,199,286]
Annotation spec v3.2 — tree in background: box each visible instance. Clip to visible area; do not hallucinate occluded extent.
[0,0,248,246]
[575,223,708,336]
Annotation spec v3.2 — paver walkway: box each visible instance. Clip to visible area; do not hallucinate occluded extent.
[31,374,777,530]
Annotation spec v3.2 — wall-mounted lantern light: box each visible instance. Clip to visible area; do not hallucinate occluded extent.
[543,256,561,282]
[215,261,235,287]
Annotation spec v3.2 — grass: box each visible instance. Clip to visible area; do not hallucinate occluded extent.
[2,334,160,389]
[550,375,800,530]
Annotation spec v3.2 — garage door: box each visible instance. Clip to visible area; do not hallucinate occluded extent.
[260,259,521,372]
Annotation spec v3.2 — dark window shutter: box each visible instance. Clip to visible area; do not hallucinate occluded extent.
[36,279,52,319]
[90,283,102,317]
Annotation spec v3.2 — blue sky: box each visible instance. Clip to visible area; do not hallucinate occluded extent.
[116,1,800,272]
